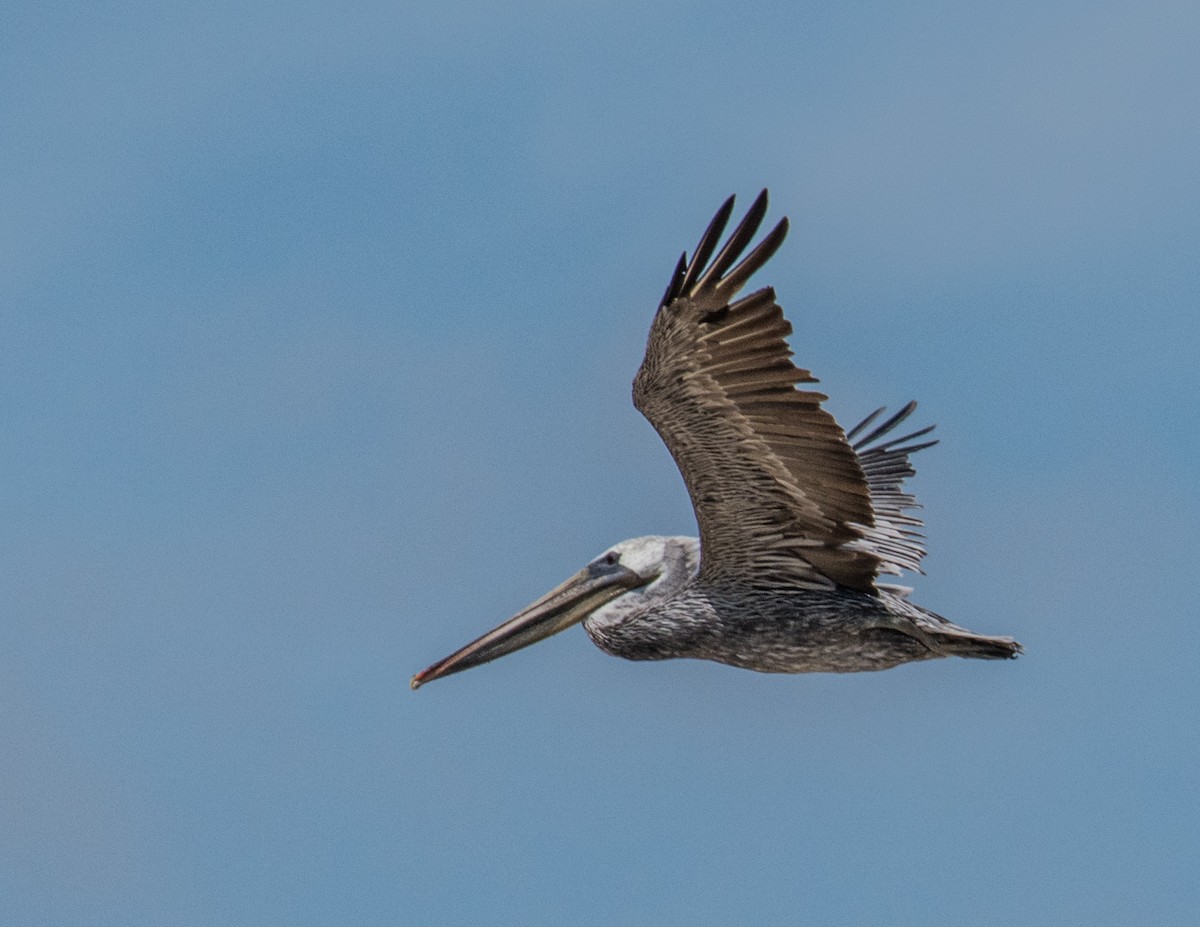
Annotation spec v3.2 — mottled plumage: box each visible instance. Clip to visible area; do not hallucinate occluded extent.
[411,191,1020,690]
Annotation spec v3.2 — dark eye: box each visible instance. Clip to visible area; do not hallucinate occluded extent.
[603,552,619,566]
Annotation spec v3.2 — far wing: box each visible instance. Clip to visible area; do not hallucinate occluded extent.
[845,403,938,577]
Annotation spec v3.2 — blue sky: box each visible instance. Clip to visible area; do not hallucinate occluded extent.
[2,1,1198,923]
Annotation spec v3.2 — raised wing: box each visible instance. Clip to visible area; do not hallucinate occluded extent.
[634,191,930,591]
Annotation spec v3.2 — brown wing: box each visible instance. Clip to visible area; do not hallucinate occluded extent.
[634,190,893,592]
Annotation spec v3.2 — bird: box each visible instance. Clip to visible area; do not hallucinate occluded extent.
[411,190,1021,690]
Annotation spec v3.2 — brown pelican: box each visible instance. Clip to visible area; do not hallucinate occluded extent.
[411,191,1021,689]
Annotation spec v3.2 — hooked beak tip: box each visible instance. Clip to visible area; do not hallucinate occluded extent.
[409,673,426,691]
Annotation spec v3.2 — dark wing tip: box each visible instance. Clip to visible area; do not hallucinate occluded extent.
[658,191,790,311]
[692,189,771,296]
[678,194,737,297]
[846,407,885,442]
[659,251,688,309]
[851,401,925,451]
[712,215,788,301]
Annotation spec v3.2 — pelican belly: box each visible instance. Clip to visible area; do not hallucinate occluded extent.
[585,584,945,674]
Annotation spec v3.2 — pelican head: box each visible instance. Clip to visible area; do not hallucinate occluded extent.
[410,536,699,689]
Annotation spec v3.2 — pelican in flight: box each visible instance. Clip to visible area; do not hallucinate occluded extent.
[412,191,1020,689]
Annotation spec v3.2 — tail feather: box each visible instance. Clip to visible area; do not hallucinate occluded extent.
[932,628,1023,661]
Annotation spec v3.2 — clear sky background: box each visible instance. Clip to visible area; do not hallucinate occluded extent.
[3,1,1197,924]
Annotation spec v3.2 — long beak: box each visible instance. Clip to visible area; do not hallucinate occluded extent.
[410,561,645,690]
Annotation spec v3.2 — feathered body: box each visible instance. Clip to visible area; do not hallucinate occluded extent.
[582,536,1017,674]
